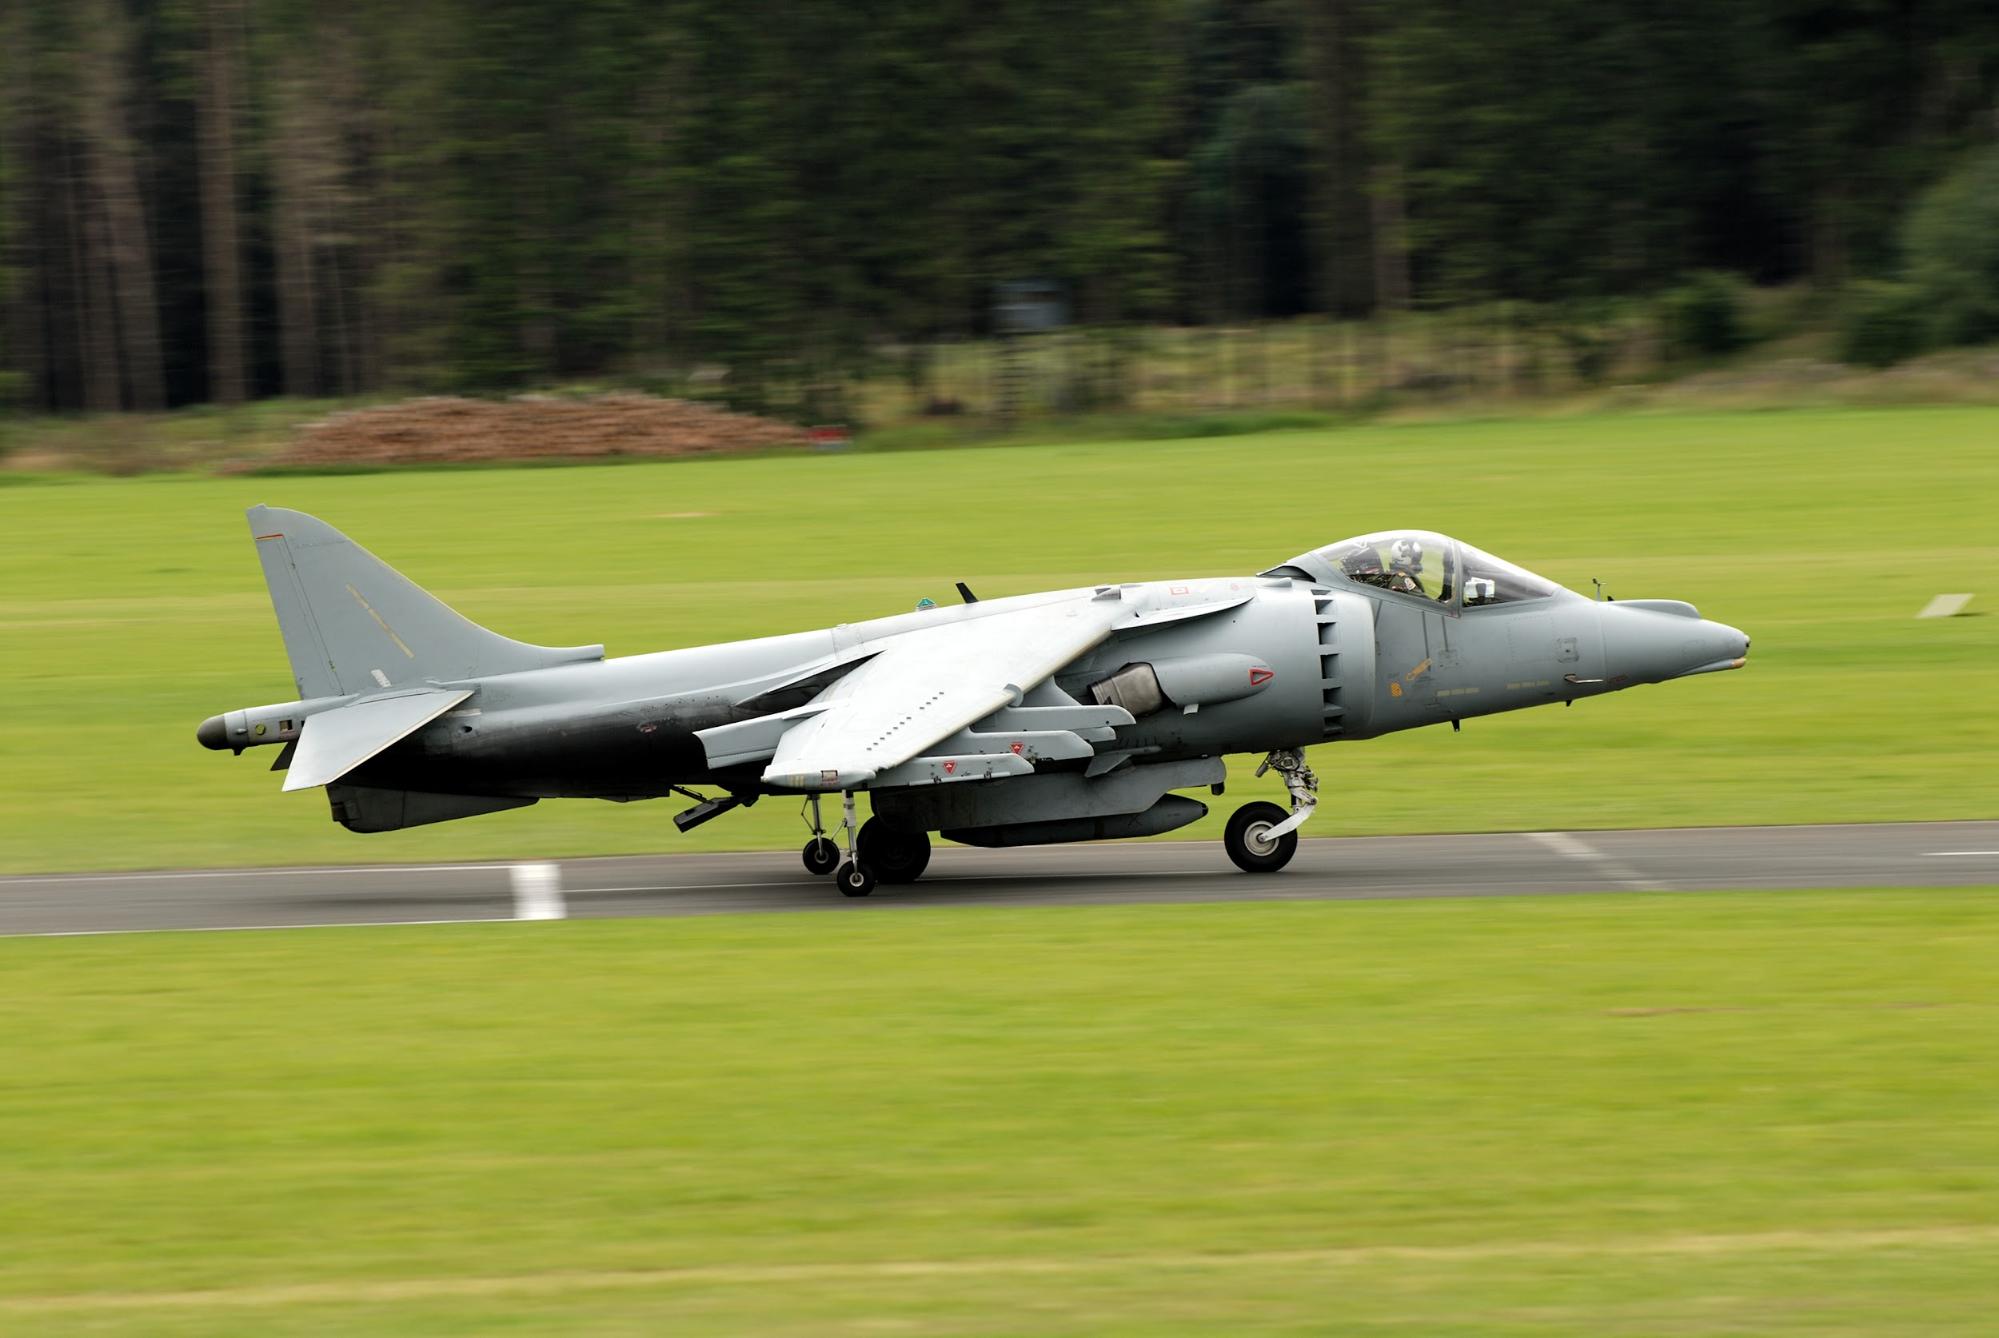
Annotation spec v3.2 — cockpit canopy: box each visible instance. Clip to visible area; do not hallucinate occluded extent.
[1265,531,1563,609]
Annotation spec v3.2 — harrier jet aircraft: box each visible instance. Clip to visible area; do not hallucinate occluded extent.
[199,508,1749,895]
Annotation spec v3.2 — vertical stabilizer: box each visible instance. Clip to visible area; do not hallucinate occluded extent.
[247,506,602,696]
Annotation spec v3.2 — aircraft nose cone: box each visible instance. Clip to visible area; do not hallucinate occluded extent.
[196,714,229,750]
[1674,618,1750,677]
[1599,605,1750,684]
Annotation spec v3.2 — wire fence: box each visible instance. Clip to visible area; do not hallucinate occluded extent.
[815,308,1676,429]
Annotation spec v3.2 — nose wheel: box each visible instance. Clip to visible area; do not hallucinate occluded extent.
[1224,801,1300,873]
[1227,749,1318,873]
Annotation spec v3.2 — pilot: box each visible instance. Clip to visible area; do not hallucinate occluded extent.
[1385,538,1426,596]
[1342,546,1422,595]
[1342,548,1395,591]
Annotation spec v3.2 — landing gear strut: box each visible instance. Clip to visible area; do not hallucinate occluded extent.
[800,795,840,875]
[831,791,876,897]
[1225,749,1317,874]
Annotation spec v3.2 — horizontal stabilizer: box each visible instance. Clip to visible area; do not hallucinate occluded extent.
[695,704,829,770]
[283,689,472,792]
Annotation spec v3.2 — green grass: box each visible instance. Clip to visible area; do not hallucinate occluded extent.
[0,395,389,474]
[3,888,1997,1333]
[0,405,1995,873]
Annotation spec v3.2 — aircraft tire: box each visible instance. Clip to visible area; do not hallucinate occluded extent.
[1224,801,1298,874]
[858,819,931,884]
[835,860,877,897]
[802,836,841,876]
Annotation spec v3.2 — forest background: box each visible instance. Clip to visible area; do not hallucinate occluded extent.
[3,0,1999,426]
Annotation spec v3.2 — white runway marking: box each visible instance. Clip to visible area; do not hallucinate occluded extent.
[1924,851,1999,857]
[511,862,566,921]
[1525,830,1663,891]
[1526,830,1602,861]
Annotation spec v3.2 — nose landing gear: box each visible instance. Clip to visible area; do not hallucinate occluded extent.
[1225,749,1318,874]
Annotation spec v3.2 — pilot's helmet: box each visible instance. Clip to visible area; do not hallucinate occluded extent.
[1343,546,1384,574]
[1389,537,1424,570]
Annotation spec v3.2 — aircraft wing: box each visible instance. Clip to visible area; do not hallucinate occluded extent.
[757,594,1126,791]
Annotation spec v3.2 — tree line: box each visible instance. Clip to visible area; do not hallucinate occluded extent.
[2,0,1996,415]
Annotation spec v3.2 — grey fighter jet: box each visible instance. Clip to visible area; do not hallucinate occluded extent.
[199,508,1749,895]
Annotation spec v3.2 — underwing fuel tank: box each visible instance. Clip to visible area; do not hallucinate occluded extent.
[942,794,1208,847]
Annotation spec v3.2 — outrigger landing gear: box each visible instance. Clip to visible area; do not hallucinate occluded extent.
[832,791,876,897]
[1225,749,1318,874]
[800,795,840,875]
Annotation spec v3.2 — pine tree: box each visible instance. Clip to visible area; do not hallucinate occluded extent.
[198,0,246,403]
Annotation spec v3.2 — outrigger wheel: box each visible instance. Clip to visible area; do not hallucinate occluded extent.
[801,836,841,876]
[835,860,877,897]
[1224,801,1299,874]
[857,818,932,885]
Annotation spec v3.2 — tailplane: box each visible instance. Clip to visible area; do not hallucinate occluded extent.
[247,505,602,698]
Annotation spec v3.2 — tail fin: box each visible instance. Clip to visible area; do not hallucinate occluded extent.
[247,505,602,698]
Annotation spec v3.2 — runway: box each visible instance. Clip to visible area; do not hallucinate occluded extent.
[2,821,1995,938]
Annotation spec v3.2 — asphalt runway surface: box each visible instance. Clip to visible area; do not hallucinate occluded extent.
[2,821,1995,939]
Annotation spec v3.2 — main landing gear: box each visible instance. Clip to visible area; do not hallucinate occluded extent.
[1224,749,1318,874]
[800,794,932,895]
[858,818,931,884]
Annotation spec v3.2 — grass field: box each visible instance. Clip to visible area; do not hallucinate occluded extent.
[1,404,1995,873]
[3,888,1996,1333]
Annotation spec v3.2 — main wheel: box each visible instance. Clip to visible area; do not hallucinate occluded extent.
[858,818,932,884]
[802,836,841,876]
[1224,801,1298,874]
[835,860,877,897]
